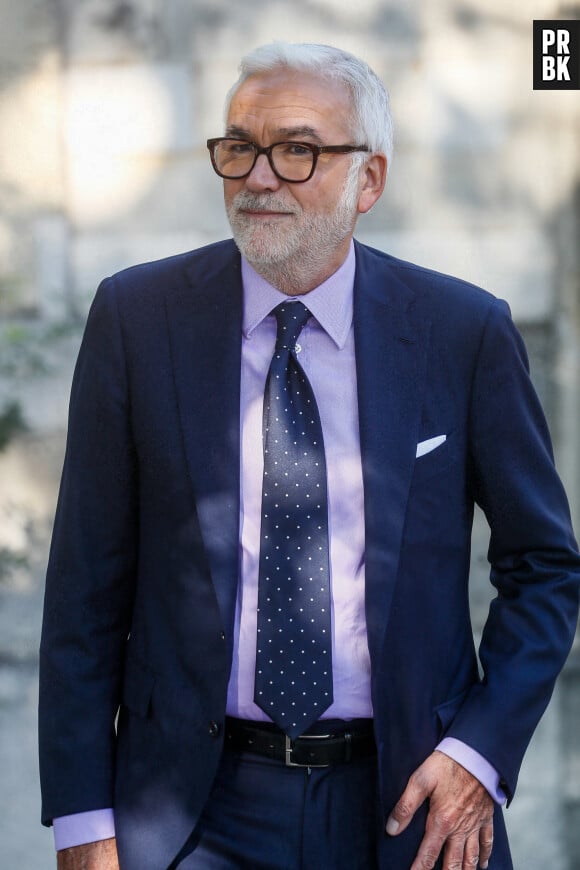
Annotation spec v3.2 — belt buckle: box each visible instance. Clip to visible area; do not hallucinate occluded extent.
[285,733,332,768]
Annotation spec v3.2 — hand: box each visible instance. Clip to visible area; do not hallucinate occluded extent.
[57,838,120,870]
[386,751,494,870]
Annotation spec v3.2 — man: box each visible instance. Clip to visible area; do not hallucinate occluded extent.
[39,42,580,870]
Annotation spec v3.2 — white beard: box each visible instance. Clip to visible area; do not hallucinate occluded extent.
[226,159,362,293]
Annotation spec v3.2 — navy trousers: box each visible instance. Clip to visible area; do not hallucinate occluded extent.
[170,746,380,869]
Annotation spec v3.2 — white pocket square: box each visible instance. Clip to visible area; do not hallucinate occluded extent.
[416,434,447,458]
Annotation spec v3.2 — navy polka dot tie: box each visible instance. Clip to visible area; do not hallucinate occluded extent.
[254,302,333,739]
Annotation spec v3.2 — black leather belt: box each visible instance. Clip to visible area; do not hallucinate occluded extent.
[224,717,376,768]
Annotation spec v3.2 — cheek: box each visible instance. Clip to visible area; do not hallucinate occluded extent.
[294,188,332,215]
[223,180,242,206]
[300,173,347,213]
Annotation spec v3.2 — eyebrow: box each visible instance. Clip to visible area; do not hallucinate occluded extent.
[225,124,324,144]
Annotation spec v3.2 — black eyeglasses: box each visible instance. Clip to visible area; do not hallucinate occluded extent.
[207,138,369,183]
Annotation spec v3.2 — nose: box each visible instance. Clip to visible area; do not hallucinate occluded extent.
[244,153,282,192]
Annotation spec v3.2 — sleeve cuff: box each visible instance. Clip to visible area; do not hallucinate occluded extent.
[53,808,116,851]
[437,737,507,805]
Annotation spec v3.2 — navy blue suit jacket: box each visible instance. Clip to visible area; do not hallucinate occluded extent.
[39,239,580,869]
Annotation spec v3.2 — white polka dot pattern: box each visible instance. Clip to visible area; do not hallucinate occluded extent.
[254,302,333,739]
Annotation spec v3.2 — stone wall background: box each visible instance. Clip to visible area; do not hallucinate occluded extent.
[0,1,579,866]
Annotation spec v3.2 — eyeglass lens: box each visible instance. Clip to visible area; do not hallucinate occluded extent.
[213,140,315,181]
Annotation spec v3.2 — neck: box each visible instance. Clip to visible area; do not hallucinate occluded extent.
[246,239,352,296]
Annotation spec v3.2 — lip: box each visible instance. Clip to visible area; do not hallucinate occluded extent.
[239,209,293,218]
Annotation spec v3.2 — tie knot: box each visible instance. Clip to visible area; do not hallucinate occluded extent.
[273,302,311,351]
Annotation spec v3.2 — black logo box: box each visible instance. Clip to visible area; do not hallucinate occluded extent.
[533,20,580,89]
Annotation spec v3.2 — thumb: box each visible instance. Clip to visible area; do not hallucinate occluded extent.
[386,767,432,836]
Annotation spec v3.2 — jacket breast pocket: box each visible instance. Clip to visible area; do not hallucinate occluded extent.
[412,434,458,485]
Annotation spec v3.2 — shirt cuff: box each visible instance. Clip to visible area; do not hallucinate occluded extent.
[437,737,507,805]
[53,809,116,851]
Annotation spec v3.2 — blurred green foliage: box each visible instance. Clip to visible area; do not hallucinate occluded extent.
[0,400,28,582]
[0,400,27,452]
[0,320,79,378]
[0,547,28,582]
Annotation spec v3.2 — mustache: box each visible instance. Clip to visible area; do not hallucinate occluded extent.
[231,192,298,214]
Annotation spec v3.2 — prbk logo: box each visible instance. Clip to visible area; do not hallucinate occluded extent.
[533,20,580,89]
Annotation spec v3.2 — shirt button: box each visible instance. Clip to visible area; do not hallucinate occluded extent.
[295,343,302,354]
[208,721,221,738]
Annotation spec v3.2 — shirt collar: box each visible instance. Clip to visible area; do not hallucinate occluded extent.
[241,240,355,350]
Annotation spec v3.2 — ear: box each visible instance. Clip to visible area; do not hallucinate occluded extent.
[357,153,388,214]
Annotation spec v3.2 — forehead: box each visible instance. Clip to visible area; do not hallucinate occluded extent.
[226,69,354,141]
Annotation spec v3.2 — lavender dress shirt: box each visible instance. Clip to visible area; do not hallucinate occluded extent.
[53,242,504,851]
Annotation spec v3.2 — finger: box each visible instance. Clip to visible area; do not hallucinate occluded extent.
[425,831,478,870]
[461,830,481,869]
[409,822,450,870]
[478,820,494,869]
[386,767,433,836]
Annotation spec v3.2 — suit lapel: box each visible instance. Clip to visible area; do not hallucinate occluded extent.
[354,242,430,661]
[164,242,242,639]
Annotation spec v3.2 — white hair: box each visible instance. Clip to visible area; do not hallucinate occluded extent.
[225,42,394,164]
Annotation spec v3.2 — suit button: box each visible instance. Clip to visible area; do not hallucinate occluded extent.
[220,631,226,641]
[208,721,221,738]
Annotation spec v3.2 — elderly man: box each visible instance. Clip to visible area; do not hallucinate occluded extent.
[39,42,580,870]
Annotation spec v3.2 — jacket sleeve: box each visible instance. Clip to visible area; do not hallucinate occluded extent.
[39,278,137,824]
[447,298,580,801]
